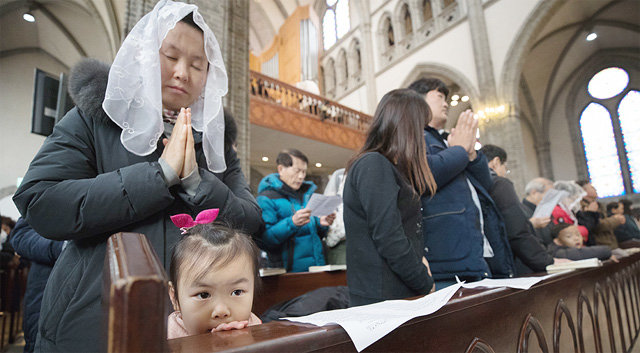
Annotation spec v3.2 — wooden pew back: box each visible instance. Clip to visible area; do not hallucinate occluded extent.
[168,254,640,352]
[103,232,168,352]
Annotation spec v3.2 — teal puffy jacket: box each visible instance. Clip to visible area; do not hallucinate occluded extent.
[257,173,327,272]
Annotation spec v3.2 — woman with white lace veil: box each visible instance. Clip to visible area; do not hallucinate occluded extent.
[12,1,262,351]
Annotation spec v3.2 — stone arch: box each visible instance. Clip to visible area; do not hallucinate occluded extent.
[394,1,414,41]
[336,48,349,90]
[323,57,336,97]
[421,0,434,22]
[499,0,564,110]
[347,38,362,82]
[377,12,395,55]
[401,63,480,105]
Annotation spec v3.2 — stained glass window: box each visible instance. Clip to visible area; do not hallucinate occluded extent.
[580,103,625,197]
[618,90,640,193]
[587,67,629,99]
[323,0,350,50]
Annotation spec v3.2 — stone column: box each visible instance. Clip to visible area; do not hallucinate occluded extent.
[479,109,529,197]
[354,0,378,114]
[124,0,251,178]
[534,140,554,180]
[465,0,497,104]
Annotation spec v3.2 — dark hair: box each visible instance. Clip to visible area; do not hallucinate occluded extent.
[575,179,591,187]
[180,12,203,32]
[347,89,437,196]
[223,108,237,152]
[169,223,261,302]
[407,78,450,99]
[551,222,573,239]
[479,144,507,163]
[606,201,622,215]
[276,149,309,166]
[0,216,16,231]
[620,199,633,215]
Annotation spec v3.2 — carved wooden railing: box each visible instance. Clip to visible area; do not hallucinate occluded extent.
[249,71,372,150]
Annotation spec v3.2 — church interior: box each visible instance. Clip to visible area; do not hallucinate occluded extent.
[1,0,640,352]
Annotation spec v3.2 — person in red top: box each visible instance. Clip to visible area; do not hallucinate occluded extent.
[550,181,589,242]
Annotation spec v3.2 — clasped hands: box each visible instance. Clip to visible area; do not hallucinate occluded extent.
[161,108,197,178]
[447,109,479,161]
[292,208,336,227]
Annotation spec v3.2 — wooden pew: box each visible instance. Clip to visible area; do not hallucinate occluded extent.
[168,254,640,352]
[103,232,640,352]
[103,232,169,352]
[254,270,346,315]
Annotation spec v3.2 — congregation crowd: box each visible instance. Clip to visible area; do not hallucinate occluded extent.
[1,1,639,352]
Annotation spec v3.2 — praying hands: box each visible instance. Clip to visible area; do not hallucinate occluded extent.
[161,107,198,178]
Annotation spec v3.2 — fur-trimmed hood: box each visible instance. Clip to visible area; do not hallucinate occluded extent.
[68,59,111,124]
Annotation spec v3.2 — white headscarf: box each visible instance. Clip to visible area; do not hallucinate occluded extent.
[103,0,228,173]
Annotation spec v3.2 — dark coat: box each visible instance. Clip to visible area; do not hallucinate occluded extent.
[613,214,640,243]
[257,173,326,272]
[547,243,612,261]
[421,127,514,280]
[344,152,433,306]
[12,59,262,352]
[10,218,63,353]
[489,175,553,275]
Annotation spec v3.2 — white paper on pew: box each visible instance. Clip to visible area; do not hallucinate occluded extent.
[282,282,463,352]
[460,271,569,290]
[306,193,342,217]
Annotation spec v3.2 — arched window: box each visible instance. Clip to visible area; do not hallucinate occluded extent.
[442,0,456,8]
[337,49,348,88]
[579,67,639,197]
[423,0,433,21]
[384,16,394,47]
[402,4,413,36]
[322,0,350,50]
[323,59,336,96]
[348,39,362,80]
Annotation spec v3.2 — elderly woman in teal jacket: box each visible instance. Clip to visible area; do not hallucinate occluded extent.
[257,149,335,272]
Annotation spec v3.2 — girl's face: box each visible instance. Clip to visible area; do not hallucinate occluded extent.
[160,21,208,111]
[171,253,255,335]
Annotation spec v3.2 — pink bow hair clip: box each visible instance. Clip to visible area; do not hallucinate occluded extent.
[170,208,219,234]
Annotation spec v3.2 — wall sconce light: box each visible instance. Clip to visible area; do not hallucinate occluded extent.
[23,11,35,22]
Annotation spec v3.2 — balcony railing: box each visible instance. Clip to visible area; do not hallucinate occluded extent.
[250,71,372,133]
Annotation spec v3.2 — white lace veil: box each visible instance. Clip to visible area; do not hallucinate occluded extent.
[103,0,228,173]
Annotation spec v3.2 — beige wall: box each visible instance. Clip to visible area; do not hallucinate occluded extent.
[0,53,68,190]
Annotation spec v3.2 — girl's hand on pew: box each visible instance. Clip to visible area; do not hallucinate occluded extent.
[212,320,249,332]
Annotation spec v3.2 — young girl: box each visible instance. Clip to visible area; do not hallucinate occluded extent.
[343,89,437,306]
[167,209,262,339]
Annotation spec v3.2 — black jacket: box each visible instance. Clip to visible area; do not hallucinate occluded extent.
[12,59,262,352]
[490,175,553,275]
[10,218,63,353]
[344,152,433,306]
